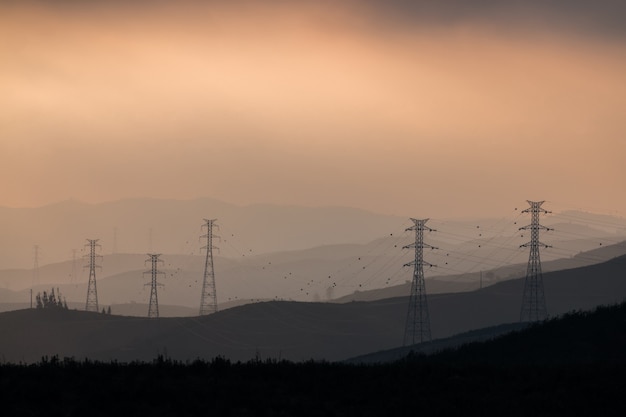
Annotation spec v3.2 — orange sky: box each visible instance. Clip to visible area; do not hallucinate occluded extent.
[1,1,625,217]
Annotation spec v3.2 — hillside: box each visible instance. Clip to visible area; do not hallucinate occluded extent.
[0,254,625,363]
[426,302,626,366]
[425,254,626,338]
[351,300,626,364]
[2,238,625,313]
[1,199,624,303]
[346,322,528,364]
[3,299,626,417]
[335,240,626,303]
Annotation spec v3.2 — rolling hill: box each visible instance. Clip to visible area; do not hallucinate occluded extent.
[0,254,625,363]
[2,236,625,314]
[335,239,626,303]
[350,299,626,365]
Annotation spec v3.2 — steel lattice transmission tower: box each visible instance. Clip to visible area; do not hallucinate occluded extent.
[403,218,437,346]
[84,239,102,312]
[519,200,552,322]
[144,254,165,318]
[199,219,219,316]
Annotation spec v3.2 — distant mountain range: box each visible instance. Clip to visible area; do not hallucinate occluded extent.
[1,198,625,271]
[0,198,405,269]
[1,238,625,312]
[1,198,625,310]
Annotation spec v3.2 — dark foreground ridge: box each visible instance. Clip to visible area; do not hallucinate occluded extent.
[2,302,626,416]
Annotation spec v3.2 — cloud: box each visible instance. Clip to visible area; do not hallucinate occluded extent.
[4,0,626,38]
[362,0,626,34]
[0,0,624,216]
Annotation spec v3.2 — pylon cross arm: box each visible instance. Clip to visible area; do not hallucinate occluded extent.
[520,241,551,248]
[519,224,552,231]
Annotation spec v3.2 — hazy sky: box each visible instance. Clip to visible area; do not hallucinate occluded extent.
[1,0,625,217]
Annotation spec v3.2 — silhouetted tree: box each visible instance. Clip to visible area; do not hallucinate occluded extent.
[35,288,68,310]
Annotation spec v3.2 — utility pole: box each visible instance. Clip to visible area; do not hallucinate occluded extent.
[403,218,437,346]
[32,245,40,287]
[70,249,78,283]
[144,254,165,318]
[199,219,219,316]
[519,200,552,322]
[84,239,102,312]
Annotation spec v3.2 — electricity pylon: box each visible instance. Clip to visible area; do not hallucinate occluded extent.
[145,254,165,318]
[84,239,102,312]
[403,218,437,346]
[199,219,219,316]
[519,200,552,322]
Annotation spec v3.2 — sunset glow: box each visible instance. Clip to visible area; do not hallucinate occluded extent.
[1,1,625,216]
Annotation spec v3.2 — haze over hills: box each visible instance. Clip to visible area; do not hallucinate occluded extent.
[2,238,626,315]
[336,240,626,303]
[1,254,625,363]
[0,198,404,270]
[1,198,625,313]
[2,198,625,271]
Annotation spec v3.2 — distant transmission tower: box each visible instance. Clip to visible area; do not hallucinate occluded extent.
[32,245,40,287]
[199,219,219,316]
[403,218,437,346]
[84,239,102,312]
[70,249,78,283]
[519,200,552,322]
[144,254,165,318]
